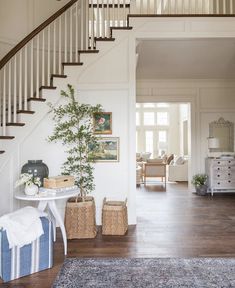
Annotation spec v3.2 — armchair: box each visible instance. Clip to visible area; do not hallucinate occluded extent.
[144,163,166,187]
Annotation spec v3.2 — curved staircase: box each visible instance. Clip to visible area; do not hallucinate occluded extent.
[0,0,235,159]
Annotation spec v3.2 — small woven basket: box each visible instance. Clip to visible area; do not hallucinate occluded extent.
[102,197,128,236]
[65,196,97,239]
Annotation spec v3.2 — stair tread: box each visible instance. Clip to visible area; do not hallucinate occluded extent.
[39,86,57,91]
[51,74,67,78]
[62,62,83,66]
[27,98,46,102]
[95,37,115,41]
[17,110,35,114]
[0,136,15,139]
[78,50,99,54]
[6,123,25,127]
[110,26,133,30]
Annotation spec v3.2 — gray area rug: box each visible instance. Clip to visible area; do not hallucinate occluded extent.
[52,258,235,288]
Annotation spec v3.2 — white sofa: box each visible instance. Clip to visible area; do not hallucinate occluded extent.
[168,160,188,182]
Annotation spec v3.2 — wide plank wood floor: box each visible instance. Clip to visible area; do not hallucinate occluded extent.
[1,182,235,287]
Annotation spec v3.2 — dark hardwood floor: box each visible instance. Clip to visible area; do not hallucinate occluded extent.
[2,182,235,287]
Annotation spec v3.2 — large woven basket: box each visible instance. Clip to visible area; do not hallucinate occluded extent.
[102,197,128,236]
[65,196,97,239]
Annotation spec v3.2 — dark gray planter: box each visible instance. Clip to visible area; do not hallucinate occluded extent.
[21,160,49,185]
[196,185,208,196]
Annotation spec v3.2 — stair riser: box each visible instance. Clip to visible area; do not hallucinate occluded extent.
[28,101,46,112]
[18,114,34,123]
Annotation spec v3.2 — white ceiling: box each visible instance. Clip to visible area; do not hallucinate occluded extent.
[136,39,235,79]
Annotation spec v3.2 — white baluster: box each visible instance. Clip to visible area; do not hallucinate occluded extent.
[47,26,51,85]
[13,56,17,121]
[101,0,104,37]
[30,40,34,100]
[223,0,226,14]
[24,46,27,110]
[59,16,62,73]
[3,67,6,135]
[19,50,22,110]
[8,61,11,123]
[85,0,89,49]
[70,7,73,62]
[75,3,79,59]
[97,0,100,37]
[64,11,68,60]
[216,0,219,14]
[117,0,120,26]
[153,0,156,14]
[53,22,56,72]
[123,0,126,25]
[230,0,233,14]
[107,0,110,36]
[140,0,143,14]
[147,0,150,13]
[80,0,84,49]
[175,0,178,14]
[36,34,40,98]
[42,30,45,86]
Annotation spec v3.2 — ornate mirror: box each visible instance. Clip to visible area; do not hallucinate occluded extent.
[209,118,234,153]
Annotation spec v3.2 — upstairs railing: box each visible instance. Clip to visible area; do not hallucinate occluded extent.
[0,0,235,137]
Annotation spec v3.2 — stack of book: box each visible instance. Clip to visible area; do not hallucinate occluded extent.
[39,185,78,195]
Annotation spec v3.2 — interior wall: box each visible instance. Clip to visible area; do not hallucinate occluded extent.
[137,79,235,177]
[0,0,70,59]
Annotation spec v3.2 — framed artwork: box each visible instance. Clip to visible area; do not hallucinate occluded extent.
[93,112,112,134]
[92,137,119,162]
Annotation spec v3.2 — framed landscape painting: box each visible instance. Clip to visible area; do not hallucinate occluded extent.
[92,137,119,162]
[93,112,112,134]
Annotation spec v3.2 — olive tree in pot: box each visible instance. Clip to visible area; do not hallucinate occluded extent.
[48,84,102,239]
[191,174,208,196]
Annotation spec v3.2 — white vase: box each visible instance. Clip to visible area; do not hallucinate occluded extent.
[24,184,38,196]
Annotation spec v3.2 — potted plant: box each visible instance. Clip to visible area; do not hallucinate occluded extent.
[48,84,102,238]
[15,173,41,196]
[191,174,208,196]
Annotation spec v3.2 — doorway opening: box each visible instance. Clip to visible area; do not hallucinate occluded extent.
[136,102,191,190]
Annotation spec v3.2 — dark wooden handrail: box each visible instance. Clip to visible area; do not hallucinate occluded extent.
[0,0,78,69]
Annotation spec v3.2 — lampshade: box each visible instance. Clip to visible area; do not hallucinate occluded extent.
[208,137,220,149]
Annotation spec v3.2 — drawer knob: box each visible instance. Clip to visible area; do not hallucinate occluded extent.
[218,162,220,164]
[217,182,220,185]
[228,167,231,169]
[228,173,231,176]
[217,175,220,177]
[217,168,220,170]
[229,180,231,183]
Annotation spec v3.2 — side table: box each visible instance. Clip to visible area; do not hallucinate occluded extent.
[15,189,79,255]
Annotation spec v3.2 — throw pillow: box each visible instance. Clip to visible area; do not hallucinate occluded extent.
[175,156,184,165]
[166,154,174,165]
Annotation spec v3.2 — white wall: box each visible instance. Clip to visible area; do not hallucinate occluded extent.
[0,0,70,58]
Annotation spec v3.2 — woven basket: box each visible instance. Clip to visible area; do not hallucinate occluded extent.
[102,197,128,236]
[65,196,97,239]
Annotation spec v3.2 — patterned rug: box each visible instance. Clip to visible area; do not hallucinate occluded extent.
[52,258,235,288]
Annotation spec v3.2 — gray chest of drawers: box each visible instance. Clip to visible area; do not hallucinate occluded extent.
[205,158,235,195]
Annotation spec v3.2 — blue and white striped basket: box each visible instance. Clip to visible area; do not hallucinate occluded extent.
[0,217,53,282]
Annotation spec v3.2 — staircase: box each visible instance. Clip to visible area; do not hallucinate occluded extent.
[0,0,235,158]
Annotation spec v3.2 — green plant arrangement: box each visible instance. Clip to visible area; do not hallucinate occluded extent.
[191,173,208,196]
[191,174,208,187]
[48,84,102,199]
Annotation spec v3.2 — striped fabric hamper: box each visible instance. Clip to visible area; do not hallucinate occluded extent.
[0,217,53,283]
